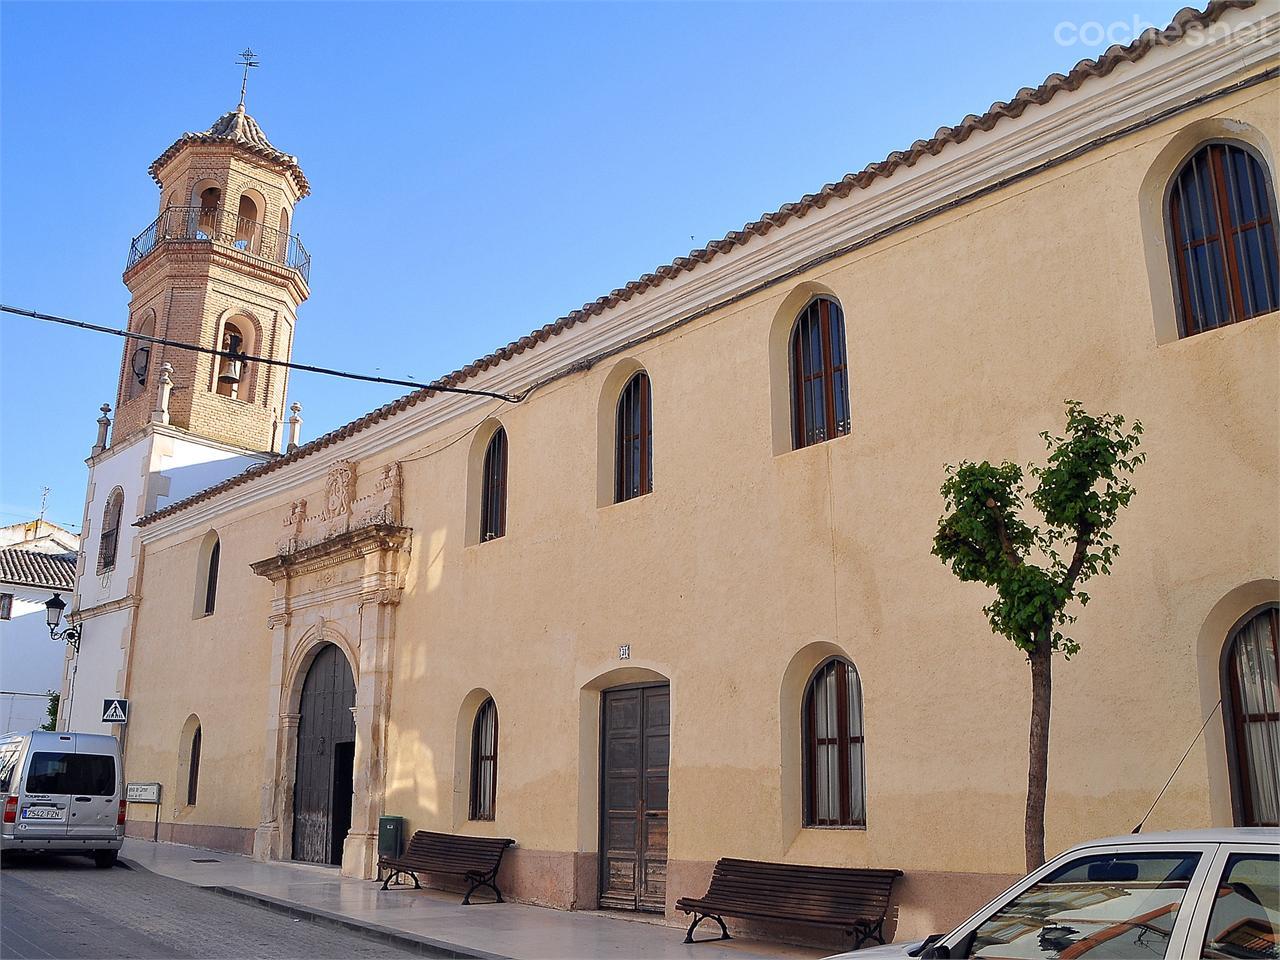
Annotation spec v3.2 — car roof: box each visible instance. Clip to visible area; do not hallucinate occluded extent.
[1069,827,1280,850]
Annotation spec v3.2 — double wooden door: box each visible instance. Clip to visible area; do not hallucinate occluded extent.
[599,683,669,912]
[292,643,357,865]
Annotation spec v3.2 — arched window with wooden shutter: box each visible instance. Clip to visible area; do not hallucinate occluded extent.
[470,698,498,821]
[1168,143,1278,337]
[1224,605,1280,827]
[480,427,508,542]
[790,297,850,449]
[802,657,865,827]
[615,371,652,502]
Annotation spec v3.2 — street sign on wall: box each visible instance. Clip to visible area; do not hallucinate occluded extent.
[102,698,128,723]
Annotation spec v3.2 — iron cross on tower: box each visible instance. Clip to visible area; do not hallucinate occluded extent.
[237,47,260,108]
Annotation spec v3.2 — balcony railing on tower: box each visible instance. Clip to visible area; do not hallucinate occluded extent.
[127,205,310,283]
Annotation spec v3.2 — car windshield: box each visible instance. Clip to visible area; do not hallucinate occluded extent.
[1201,853,1280,960]
[24,752,115,796]
[966,851,1202,959]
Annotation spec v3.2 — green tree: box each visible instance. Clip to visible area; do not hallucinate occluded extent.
[41,691,59,731]
[932,401,1144,871]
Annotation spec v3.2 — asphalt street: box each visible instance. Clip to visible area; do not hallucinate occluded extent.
[0,853,420,959]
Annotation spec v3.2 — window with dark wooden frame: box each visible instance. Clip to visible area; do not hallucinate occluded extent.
[98,488,124,574]
[470,698,498,821]
[802,657,865,827]
[1168,143,1278,337]
[187,725,202,806]
[480,427,508,542]
[615,371,653,502]
[790,298,851,449]
[203,537,220,616]
[1224,605,1279,827]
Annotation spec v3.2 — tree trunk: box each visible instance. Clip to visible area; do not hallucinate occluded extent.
[1025,636,1053,872]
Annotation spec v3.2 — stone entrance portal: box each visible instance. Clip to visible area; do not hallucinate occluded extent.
[250,459,410,878]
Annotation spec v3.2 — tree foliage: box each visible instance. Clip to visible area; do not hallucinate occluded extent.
[932,401,1145,657]
[41,690,59,732]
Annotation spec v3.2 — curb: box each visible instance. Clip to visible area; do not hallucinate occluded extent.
[207,885,511,960]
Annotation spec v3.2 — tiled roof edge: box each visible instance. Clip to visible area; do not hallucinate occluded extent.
[136,0,1255,528]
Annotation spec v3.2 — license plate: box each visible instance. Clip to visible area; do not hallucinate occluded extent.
[21,807,63,820]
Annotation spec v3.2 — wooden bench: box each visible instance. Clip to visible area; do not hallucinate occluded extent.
[377,830,515,904]
[676,858,902,948]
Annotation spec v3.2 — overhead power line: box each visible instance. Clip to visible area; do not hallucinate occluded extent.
[0,304,525,404]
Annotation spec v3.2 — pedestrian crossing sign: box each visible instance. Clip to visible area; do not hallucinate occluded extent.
[102,698,129,723]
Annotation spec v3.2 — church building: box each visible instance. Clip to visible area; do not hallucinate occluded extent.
[66,1,1278,942]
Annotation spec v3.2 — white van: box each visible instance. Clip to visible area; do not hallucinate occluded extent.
[0,730,125,867]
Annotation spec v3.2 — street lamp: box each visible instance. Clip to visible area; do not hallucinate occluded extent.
[45,593,82,651]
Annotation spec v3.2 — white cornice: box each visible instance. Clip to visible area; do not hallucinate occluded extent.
[140,6,1279,544]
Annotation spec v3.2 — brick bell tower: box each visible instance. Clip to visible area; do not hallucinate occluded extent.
[114,100,311,453]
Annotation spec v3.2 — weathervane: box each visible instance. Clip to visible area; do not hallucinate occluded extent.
[236,47,260,109]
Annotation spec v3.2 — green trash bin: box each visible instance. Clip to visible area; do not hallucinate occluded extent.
[378,815,405,859]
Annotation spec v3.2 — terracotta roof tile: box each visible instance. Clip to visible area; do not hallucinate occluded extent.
[0,547,76,591]
[149,104,310,198]
[137,0,1254,528]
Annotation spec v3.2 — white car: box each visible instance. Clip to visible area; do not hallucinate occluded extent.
[830,828,1279,960]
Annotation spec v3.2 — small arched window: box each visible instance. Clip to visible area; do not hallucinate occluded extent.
[615,371,653,502]
[480,427,508,542]
[790,297,850,449]
[1168,143,1278,337]
[235,194,259,250]
[470,698,498,821]
[216,321,247,399]
[187,724,202,806]
[127,312,156,401]
[802,657,865,827]
[196,186,221,238]
[197,533,220,617]
[1224,605,1279,827]
[98,488,124,574]
[277,208,291,264]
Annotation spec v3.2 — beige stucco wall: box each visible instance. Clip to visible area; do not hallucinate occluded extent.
[120,75,1279,939]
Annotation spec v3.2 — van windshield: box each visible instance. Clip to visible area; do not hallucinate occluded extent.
[25,752,115,796]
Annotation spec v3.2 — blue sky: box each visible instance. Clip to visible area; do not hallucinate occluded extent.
[1,1,1189,532]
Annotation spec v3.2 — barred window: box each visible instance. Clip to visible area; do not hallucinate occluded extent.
[615,372,652,502]
[1169,143,1278,337]
[803,658,865,827]
[470,698,498,821]
[98,488,124,574]
[790,298,850,449]
[480,427,508,542]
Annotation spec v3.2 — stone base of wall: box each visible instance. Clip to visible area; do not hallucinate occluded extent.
[125,819,254,856]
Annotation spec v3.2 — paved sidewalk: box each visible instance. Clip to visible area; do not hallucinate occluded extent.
[122,839,825,960]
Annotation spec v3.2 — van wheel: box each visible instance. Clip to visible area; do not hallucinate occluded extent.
[93,850,118,869]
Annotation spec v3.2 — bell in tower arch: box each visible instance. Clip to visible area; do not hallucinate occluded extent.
[217,327,245,399]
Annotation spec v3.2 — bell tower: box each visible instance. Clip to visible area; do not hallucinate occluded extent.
[114,101,310,453]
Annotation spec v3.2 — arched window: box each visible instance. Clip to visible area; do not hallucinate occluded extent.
[235,194,259,250]
[277,207,291,264]
[615,371,652,502]
[196,186,221,238]
[215,321,247,399]
[1224,605,1279,827]
[97,488,124,574]
[470,698,498,821]
[187,724,202,806]
[790,297,850,449]
[1168,143,1278,337]
[195,532,220,618]
[127,312,155,401]
[480,427,507,542]
[802,657,865,827]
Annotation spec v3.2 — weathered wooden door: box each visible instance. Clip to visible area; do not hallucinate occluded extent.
[599,683,669,912]
[292,643,356,865]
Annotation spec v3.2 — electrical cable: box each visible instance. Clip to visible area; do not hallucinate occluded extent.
[0,304,525,404]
